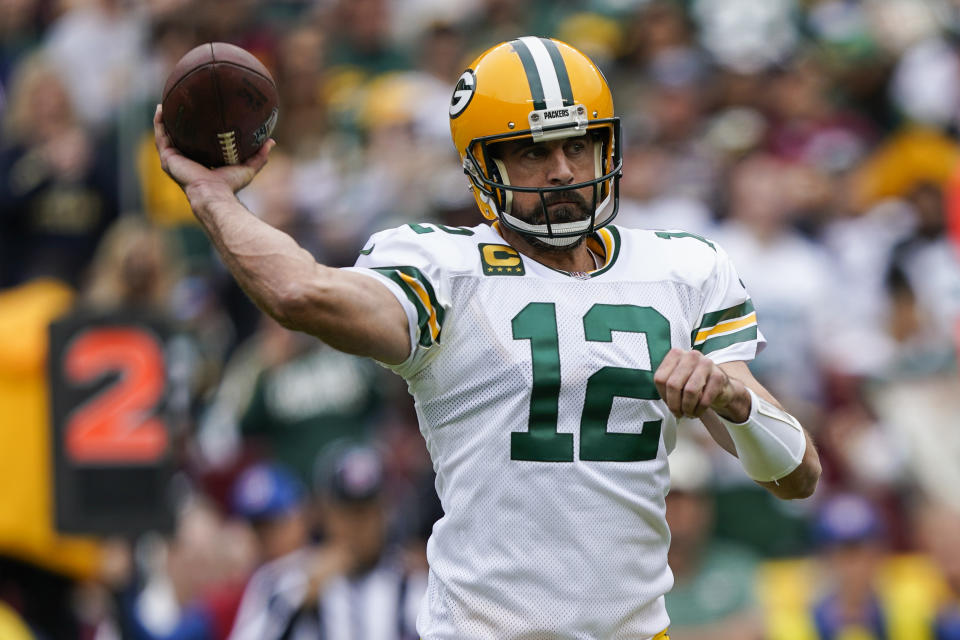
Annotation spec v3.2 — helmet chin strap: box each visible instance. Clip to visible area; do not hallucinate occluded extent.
[533,234,585,248]
[499,210,592,244]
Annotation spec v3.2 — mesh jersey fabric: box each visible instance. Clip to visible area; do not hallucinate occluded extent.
[348,223,764,639]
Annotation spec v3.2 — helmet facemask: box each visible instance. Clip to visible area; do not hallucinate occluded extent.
[463,116,622,247]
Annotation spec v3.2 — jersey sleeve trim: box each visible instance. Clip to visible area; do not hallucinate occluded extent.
[341,267,418,366]
[695,325,758,355]
[371,266,444,347]
[692,299,758,354]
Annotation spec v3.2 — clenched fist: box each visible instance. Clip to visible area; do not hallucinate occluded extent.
[653,348,751,422]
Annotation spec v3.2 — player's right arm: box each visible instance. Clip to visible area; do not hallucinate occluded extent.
[153,106,410,364]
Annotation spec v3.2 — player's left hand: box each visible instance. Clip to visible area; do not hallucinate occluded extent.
[653,348,744,420]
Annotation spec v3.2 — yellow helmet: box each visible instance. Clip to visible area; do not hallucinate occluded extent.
[449,37,622,245]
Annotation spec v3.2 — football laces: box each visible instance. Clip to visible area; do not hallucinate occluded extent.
[217,130,240,165]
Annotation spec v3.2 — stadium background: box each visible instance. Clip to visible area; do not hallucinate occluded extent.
[1,0,960,638]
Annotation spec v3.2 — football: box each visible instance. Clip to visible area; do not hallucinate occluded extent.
[161,42,279,167]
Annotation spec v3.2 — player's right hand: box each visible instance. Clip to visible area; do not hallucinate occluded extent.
[653,347,747,420]
[154,104,273,196]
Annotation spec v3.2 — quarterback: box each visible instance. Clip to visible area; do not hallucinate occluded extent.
[155,37,820,640]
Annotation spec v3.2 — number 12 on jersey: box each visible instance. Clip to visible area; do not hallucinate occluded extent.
[511,303,671,463]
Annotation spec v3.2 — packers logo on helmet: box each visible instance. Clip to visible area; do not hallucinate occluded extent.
[449,37,622,246]
[449,70,476,118]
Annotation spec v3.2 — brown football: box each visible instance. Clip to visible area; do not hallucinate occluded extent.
[161,42,279,167]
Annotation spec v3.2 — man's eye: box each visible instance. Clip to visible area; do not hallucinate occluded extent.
[522,147,546,159]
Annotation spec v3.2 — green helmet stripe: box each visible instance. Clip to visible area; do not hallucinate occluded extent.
[539,38,575,107]
[510,38,547,111]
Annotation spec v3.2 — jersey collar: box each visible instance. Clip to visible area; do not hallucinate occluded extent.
[489,222,621,278]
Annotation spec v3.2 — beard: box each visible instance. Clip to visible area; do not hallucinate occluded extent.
[511,190,593,251]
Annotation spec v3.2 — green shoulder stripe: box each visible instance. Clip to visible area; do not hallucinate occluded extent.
[371,266,444,347]
[391,266,445,330]
[694,326,758,355]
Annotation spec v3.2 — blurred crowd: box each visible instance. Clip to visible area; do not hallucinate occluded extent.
[1,0,960,638]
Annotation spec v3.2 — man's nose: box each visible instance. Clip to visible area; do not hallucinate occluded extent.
[546,146,576,185]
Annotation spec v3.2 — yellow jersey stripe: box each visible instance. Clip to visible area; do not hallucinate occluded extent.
[597,227,613,268]
[398,272,440,340]
[694,312,757,344]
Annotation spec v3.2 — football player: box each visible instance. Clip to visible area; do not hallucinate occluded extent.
[155,37,820,640]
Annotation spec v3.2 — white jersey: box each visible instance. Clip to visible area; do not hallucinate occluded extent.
[349,223,764,639]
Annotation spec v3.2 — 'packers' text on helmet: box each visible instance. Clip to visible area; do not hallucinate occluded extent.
[449,37,622,246]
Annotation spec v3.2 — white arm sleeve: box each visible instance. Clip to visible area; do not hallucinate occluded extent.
[719,388,807,482]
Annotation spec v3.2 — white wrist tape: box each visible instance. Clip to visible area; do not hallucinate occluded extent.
[719,388,806,482]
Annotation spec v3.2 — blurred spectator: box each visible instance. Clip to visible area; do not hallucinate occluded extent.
[691,0,799,74]
[271,23,330,157]
[42,0,149,131]
[616,143,715,235]
[228,443,425,640]
[759,491,936,640]
[865,365,960,515]
[917,501,960,640]
[821,128,960,376]
[326,70,460,238]
[620,0,695,72]
[664,436,763,640]
[764,56,875,178]
[808,493,890,639]
[198,315,386,485]
[890,35,960,129]
[0,0,47,87]
[82,216,180,313]
[851,127,959,214]
[111,495,257,640]
[135,10,203,230]
[885,182,960,356]
[231,463,310,566]
[409,22,467,145]
[0,52,118,289]
[459,0,530,54]
[325,0,409,73]
[714,153,835,412]
[707,154,833,555]
[553,11,623,72]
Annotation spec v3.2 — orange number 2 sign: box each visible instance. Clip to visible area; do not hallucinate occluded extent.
[63,327,169,463]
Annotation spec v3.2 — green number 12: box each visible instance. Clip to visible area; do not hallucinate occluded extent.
[511,303,671,462]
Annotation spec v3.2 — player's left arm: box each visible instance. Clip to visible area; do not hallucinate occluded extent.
[653,349,820,500]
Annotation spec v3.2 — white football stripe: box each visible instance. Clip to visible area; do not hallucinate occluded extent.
[519,36,564,109]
